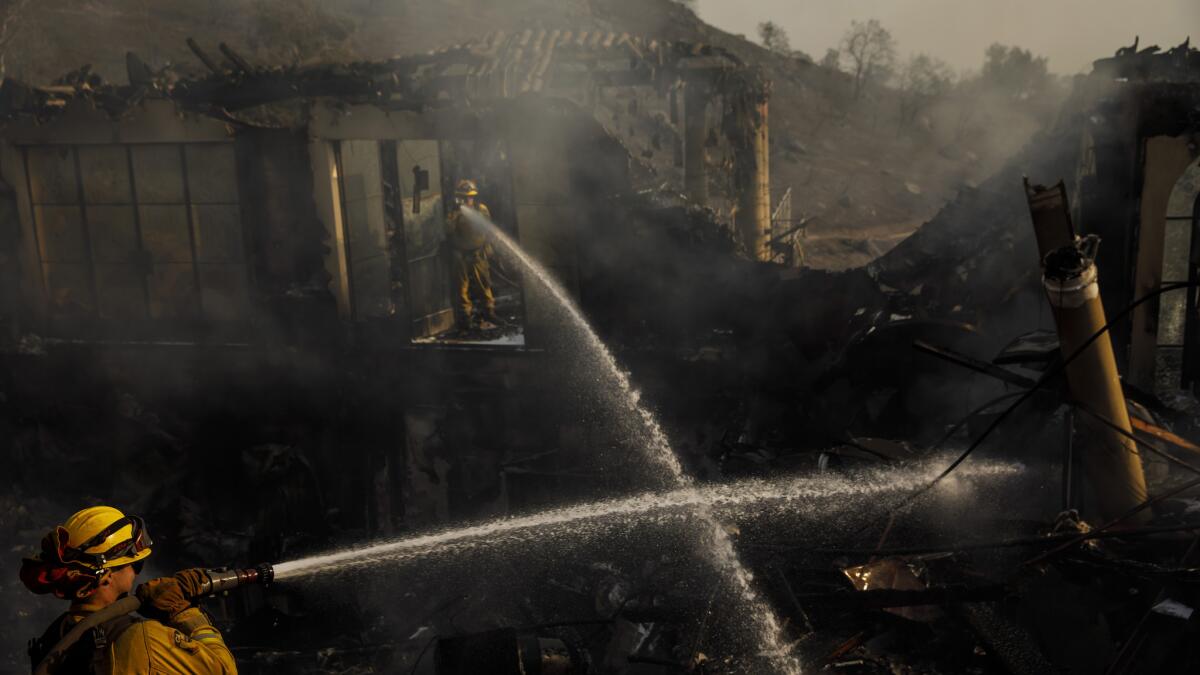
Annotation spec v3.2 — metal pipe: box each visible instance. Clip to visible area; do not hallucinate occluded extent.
[199,563,275,595]
[1043,239,1150,523]
[1024,178,1076,256]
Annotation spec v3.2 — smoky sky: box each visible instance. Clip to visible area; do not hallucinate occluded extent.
[697,0,1198,74]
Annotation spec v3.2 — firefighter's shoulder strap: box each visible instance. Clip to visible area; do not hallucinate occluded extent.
[29,605,142,674]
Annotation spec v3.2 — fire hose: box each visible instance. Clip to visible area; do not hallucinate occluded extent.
[33,564,274,675]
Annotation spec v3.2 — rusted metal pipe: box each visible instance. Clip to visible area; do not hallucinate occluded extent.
[1024,178,1076,255]
[1042,239,1150,523]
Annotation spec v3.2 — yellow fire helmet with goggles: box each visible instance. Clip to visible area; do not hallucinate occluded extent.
[20,505,153,600]
[454,179,479,197]
[62,506,153,571]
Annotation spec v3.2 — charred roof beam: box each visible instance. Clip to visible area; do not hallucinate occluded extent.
[186,38,226,78]
[218,42,256,77]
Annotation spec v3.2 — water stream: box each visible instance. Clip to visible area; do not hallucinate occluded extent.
[461,208,801,672]
[273,458,1021,579]
[273,209,1011,673]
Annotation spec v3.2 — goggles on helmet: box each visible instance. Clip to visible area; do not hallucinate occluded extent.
[64,515,152,569]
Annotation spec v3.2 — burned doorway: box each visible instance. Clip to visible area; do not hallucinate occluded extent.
[418,139,525,346]
[334,139,525,346]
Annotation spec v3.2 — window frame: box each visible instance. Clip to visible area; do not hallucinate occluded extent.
[20,141,253,343]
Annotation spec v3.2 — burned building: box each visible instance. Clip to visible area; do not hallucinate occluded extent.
[7,8,1200,674]
[0,33,793,673]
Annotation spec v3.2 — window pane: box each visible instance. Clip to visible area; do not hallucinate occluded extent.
[1162,220,1190,283]
[191,205,244,263]
[1158,211,1189,346]
[87,206,139,263]
[185,144,238,204]
[147,263,196,318]
[1167,162,1198,218]
[95,264,145,319]
[340,141,391,319]
[35,206,86,262]
[78,145,132,204]
[27,146,78,204]
[131,145,184,203]
[199,264,249,321]
[43,263,92,315]
[139,205,192,263]
[1160,293,1186,346]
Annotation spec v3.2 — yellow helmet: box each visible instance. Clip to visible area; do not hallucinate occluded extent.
[454,179,479,197]
[19,506,152,599]
[61,506,153,571]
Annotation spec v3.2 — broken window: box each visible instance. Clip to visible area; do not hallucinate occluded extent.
[334,138,525,346]
[23,143,250,337]
[1158,160,1200,346]
[1162,159,1200,389]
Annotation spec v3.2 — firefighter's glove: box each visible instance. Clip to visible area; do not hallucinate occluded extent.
[172,568,210,600]
[136,569,209,621]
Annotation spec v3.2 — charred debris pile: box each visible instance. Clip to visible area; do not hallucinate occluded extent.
[0,32,1199,675]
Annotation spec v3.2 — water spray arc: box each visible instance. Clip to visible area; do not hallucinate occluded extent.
[467,209,796,672]
[33,452,1016,675]
[263,210,1029,674]
[453,207,801,667]
[271,460,1021,579]
[34,454,1014,675]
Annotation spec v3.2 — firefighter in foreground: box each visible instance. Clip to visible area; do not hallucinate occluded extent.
[20,506,237,674]
[446,178,500,330]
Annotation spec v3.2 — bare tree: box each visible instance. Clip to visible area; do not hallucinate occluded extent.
[757,21,791,55]
[896,53,954,129]
[819,48,840,70]
[809,48,850,133]
[981,43,1050,100]
[840,19,896,101]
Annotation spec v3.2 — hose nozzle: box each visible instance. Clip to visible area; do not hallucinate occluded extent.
[199,563,274,596]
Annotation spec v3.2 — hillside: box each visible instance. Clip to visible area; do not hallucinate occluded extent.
[0,0,1055,269]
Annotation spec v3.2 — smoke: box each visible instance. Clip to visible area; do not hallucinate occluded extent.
[698,0,1197,75]
[0,1,1134,671]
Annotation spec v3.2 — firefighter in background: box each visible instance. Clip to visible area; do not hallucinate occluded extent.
[446,178,500,330]
[21,506,237,674]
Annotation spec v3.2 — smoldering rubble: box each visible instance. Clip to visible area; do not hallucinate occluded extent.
[1,17,1200,675]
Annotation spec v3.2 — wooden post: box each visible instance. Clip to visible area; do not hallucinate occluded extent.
[732,92,770,261]
[683,80,709,205]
